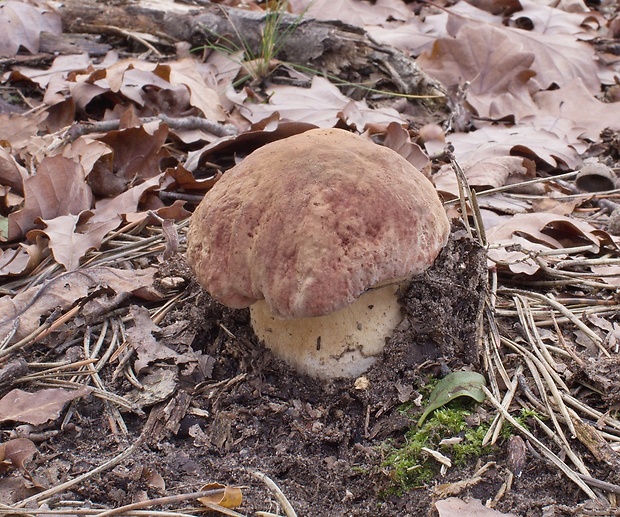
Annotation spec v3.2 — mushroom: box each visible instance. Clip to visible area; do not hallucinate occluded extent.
[186,128,450,379]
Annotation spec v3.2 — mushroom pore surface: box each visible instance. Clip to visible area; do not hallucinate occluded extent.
[187,128,450,319]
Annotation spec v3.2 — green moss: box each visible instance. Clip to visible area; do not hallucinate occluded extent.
[381,401,495,492]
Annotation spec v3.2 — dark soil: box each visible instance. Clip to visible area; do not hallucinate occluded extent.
[0,232,595,516]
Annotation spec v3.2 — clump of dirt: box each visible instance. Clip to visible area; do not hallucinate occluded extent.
[3,233,581,516]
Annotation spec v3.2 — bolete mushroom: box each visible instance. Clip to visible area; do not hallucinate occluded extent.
[187,128,450,379]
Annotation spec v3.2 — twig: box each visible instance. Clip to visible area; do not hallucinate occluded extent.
[68,115,238,141]
[77,23,163,55]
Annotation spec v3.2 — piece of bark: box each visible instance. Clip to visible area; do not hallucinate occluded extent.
[56,0,446,100]
[140,390,192,445]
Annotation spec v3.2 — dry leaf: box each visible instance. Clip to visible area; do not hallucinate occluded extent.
[447,125,581,169]
[289,0,410,26]
[98,124,169,185]
[0,147,27,193]
[515,0,599,37]
[0,438,39,472]
[62,137,113,176]
[124,367,178,408]
[190,119,318,172]
[0,113,40,152]
[435,156,536,197]
[164,59,227,122]
[28,212,119,270]
[0,1,61,57]
[418,23,538,121]
[445,12,600,93]
[240,76,404,130]
[487,212,610,251]
[0,438,38,473]
[10,53,93,92]
[8,155,92,240]
[197,482,243,510]
[0,243,42,276]
[366,18,440,56]
[486,212,614,274]
[436,497,518,517]
[142,467,166,493]
[92,174,163,223]
[0,267,159,344]
[530,79,620,141]
[381,123,431,174]
[464,0,522,16]
[0,387,91,425]
[127,306,197,373]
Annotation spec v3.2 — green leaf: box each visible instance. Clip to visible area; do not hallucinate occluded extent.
[417,371,487,427]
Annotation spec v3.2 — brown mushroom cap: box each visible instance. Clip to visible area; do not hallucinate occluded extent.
[187,128,449,320]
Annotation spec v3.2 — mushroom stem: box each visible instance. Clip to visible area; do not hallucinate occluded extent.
[250,282,408,379]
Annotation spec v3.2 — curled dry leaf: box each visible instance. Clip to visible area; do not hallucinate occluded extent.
[0,147,27,193]
[164,164,221,192]
[486,212,615,274]
[0,387,91,426]
[189,119,319,172]
[58,57,226,122]
[92,174,163,223]
[62,137,113,178]
[0,438,38,473]
[464,0,522,16]
[98,124,170,186]
[487,212,612,251]
[381,122,431,175]
[0,239,47,277]
[197,482,243,511]
[142,467,166,493]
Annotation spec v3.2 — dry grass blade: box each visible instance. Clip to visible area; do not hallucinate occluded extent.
[449,153,487,245]
[482,387,598,499]
[0,510,205,517]
[250,470,297,517]
[11,440,143,508]
[444,171,580,203]
[91,489,248,517]
[499,288,608,356]
[482,364,523,446]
